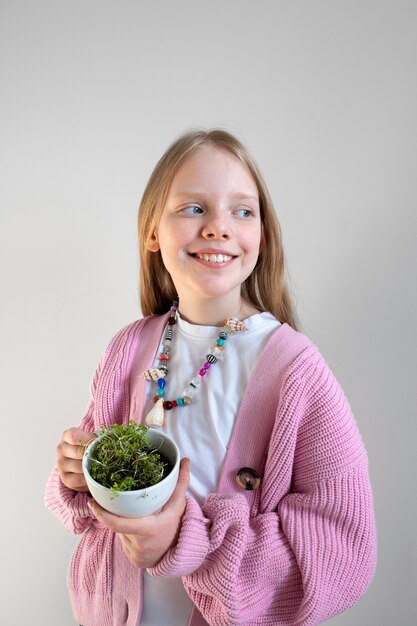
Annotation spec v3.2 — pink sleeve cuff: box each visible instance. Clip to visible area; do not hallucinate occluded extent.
[44,468,95,534]
[148,496,211,577]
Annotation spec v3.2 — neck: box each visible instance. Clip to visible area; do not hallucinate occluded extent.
[177,295,259,326]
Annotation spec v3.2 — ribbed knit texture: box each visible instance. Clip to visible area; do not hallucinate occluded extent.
[45,315,377,626]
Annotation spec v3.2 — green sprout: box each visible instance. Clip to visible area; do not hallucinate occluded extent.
[88,422,168,495]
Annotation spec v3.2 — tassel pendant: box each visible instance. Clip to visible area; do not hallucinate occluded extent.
[145,398,165,426]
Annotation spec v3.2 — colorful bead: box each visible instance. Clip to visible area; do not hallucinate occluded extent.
[183,396,192,405]
[159,354,170,360]
[163,400,173,410]
[213,346,225,359]
[158,379,166,388]
[168,317,176,326]
[177,397,184,406]
[206,354,217,364]
[219,331,228,340]
[216,338,225,347]
[156,388,165,397]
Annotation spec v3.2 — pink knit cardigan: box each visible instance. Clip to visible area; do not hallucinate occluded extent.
[45,314,377,626]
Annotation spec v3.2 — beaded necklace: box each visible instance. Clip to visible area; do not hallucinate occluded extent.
[141,300,247,427]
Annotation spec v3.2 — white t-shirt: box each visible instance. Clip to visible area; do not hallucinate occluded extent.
[130,312,281,626]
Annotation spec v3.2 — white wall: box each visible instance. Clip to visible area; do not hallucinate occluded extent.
[1,1,416,624]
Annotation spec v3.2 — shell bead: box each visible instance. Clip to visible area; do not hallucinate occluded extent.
[141,368,166,381]
[145,398,165,426]
[225,318,247,333]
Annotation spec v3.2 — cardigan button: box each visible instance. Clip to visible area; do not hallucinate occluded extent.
[236,467,261,491]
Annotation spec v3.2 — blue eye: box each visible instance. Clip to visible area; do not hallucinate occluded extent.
[182,205,203,215]
[235,208,252,218]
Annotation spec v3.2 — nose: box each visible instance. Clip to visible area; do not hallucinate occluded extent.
[201,213,231,240]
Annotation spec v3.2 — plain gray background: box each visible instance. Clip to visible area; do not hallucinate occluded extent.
[1,1,416,625]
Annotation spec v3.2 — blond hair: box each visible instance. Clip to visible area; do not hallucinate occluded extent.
[138,129,298,329]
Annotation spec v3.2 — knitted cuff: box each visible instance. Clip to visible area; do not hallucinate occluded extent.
[148,496,210,578]
[45,467,95,533]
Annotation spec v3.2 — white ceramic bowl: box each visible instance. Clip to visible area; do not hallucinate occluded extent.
[82,427,180,518]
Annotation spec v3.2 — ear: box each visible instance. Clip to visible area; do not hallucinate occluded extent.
[146,231,160,252]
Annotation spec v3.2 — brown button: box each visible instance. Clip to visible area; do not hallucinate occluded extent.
[236,467,261,491]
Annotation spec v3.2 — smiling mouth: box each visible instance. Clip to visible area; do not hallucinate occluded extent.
[192,253,234,263]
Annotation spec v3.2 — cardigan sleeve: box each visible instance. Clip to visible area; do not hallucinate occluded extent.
[44,366,102,534]
[148,350,377,626]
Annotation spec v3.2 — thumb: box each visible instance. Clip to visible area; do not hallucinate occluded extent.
[176,457,190,494]
[177,458,190,486]
[164,458,190,509]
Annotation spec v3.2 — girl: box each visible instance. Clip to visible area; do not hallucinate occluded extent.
[45,129,377,626]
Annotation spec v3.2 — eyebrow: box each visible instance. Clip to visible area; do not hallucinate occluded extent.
[172,190,259,202]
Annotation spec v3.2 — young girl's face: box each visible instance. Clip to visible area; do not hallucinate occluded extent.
[148,143,262,313]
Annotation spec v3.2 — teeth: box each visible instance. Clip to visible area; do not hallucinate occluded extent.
[197,254,232,263]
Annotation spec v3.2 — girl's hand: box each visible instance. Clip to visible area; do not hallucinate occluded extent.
[88,458,190,568]
[56,427,97,492]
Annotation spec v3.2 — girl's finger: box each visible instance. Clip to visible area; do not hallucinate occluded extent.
[63,428,97,447]
[164,458,190,506]
[87,501,144,535]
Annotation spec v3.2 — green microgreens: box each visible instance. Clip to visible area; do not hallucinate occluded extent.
[88,422,168,495]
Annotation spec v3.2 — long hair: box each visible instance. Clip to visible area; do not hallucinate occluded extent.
[138,129,298,329]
